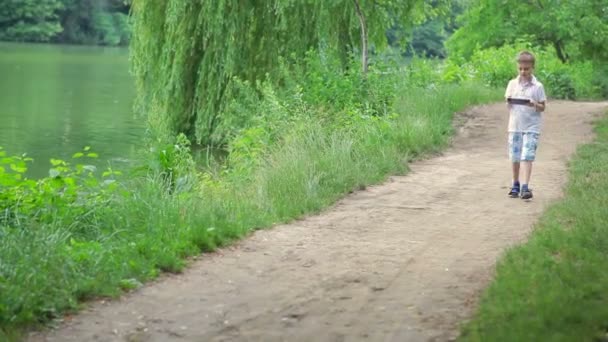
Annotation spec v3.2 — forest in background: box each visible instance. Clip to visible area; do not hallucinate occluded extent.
[0,0,130,45]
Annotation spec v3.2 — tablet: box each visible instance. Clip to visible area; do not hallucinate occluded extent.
[507,97,531,105]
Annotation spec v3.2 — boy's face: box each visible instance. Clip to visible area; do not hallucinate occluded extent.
[518,62,534,79]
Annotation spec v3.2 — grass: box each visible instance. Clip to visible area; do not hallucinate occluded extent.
[460,112,608,342]
[0,83,501,340]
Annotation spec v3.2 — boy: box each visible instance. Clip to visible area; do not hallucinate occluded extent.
[504,51,546,200]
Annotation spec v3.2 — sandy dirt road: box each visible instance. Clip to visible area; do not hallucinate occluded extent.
[28,101,608,342]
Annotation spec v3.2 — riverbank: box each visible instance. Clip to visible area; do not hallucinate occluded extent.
[0,83,501,340]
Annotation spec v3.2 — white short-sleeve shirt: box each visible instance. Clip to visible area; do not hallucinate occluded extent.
[504,76,547,133]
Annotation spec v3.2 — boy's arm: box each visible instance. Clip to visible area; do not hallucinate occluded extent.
[505,80,513,110]
[504,80,513,100]
[528,84,547,112]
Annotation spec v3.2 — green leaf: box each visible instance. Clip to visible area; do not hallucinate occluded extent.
[72,152,84,159]
[86,153,99,158]
[50,158,65,166]
[64,177,76,187]
[84,146,91,151]
[10,163,27,173]
[50,176,64,188]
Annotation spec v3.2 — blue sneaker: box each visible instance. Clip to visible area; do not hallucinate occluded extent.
[508,185,520,198]
[521,188,533,200]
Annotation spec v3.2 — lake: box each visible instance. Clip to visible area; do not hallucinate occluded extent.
[0,42,143,178]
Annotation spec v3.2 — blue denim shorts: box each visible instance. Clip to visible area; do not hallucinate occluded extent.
[509,132,540,162]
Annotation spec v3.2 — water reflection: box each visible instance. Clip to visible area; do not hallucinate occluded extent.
[0,42,144,178]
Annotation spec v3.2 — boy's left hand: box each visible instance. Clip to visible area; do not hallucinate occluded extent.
[528,99,545,112]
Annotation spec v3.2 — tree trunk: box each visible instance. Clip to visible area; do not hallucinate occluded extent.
[553,40,568,63]
[352,0,368,75]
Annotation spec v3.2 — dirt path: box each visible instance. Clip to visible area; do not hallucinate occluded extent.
[28,101,607,342]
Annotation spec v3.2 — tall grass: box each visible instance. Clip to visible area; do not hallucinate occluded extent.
[460,113,608,341]
[0,83,501,339]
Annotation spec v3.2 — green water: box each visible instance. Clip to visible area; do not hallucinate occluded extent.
[0,42,143,178]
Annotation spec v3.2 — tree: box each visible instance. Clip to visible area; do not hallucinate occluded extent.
[353,0,369,74]
[406,1,463,58]
[352,0,434,73]
[0,0,64,42]
[385,0,459,59]
[447,0,608,63]
[58,0,130,45]
[0,0,131,45]
[131,0,426,144]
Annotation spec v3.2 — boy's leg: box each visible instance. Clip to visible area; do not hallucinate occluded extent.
[520,133,540,199]
[512,162,520,183]
[522,161,533,185]
[508,133,522,197]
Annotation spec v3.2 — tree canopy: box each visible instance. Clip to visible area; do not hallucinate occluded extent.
[0,0,64,42]
[447,0,608,63]
[131,0,427,144]
[0,0,130,45]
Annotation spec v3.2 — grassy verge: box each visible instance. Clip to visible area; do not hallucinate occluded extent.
[460,112,608,341]
[0,84,501,340]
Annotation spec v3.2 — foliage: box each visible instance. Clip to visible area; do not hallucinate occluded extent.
[388,0,464,58]
[0,0,130,45]
[444,0,608,100]
[0,0,64,42]
[0,146,118,229]
[58,0,131,46]
[220,53,406,176]
[443,43,606,100]
[406,19,448,58]
[130,0,427,145]
[147,133,197,193]
[460,113,608,342]
[447,0,608,64]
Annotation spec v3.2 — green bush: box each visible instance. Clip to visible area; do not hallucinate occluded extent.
[589,63,608,99]
[453,43,606,100]
[403,57,444,88]
[0,146,119,230]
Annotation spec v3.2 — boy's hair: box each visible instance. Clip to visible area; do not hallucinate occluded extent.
[517,51,535,66]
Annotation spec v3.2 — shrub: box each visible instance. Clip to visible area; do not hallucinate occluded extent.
[454,43,605,100]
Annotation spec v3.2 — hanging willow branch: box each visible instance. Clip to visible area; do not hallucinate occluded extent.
[352,0,369,75]
[131,0,423,145]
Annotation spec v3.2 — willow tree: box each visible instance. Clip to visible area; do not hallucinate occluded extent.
[131,0,425,145]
